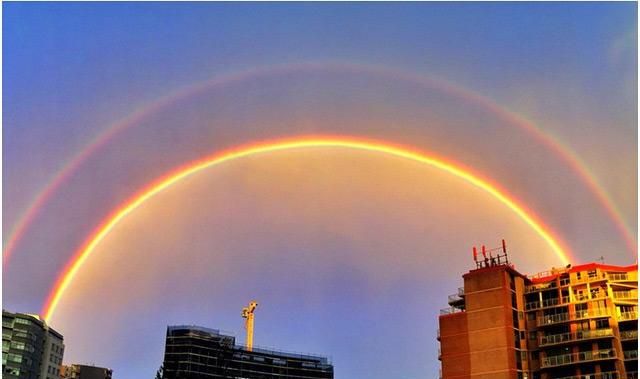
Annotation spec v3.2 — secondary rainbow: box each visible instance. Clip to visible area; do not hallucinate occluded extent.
[42,136,573,323]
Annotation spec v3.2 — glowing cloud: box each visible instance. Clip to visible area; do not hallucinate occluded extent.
[42,136,573,322]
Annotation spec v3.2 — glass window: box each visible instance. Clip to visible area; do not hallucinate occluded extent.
[7,353,22,363]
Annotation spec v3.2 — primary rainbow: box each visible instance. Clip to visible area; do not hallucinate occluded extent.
[42,135,573,322]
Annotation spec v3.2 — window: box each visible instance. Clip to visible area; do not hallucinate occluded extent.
[529,332,536,340]
[10,341,25,350]
[7,353,22,363]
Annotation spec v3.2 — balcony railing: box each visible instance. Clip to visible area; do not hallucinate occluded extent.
[440,307,464,315]
[538,313,570,325]
[608,272,633,281]
[620,330,638,340]
[624,350,638,360]
[525,282,556,294]
[541,349,617,368]
[619,311,638,321]
[539,328,613,346]
[576,308,610,319]
[554,372,618,379]
[613,291,638,300]
[573,291,608,302]
[574,272,607,283]
[526,296,570,310]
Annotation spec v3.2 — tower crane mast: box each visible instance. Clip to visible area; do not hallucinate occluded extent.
[241,300,258,351]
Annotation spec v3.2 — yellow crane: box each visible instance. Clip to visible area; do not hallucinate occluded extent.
[241,300,258,351]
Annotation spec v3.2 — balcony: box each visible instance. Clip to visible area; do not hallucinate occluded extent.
[628,372,638,379]
[538,312,570,325]
[573,272,607,284]
[539,328,613,347]
[573,291,608,303]
[541,349,617,368]
[608,272,634,282]
[526,282,557,294]
[624,350,638,360]
[526,296,570,311]
[555,372,619,379]
[613,291,638,301]
[620,330,638,341]
[440,307,464,315]
[619,311,638,321]
[575,308,610,320]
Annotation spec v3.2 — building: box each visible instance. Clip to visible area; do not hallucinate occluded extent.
[438,243,637,379]
[61,364,113,379]
[2,310,65,379]
[162,325,334,379]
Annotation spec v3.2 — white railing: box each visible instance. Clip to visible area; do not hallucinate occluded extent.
[554,372,618,379]
[541,349,616,368]
[539,328,613,346]
[538,313,570,325]
[440,307,464,315]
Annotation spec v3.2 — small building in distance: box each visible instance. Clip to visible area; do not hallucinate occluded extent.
[2,310,64,379]
[438,242,638,379]
[162,325,334,379]
[60,364,113,379]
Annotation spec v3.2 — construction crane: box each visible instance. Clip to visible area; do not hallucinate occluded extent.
[241,300,258,351]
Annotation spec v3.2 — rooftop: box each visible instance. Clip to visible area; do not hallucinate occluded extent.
[167,325,331,364]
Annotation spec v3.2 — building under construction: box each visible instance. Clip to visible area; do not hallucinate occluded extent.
[438,241,638,379]
[161,326,333,379]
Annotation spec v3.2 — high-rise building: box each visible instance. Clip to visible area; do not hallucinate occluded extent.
[61,364,113,379]
[162,325,334,379]
[438,244,637,379]
[2,310,65,379]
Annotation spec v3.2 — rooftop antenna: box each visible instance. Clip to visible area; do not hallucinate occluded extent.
[598,256,605,264]
[242,300,258,351]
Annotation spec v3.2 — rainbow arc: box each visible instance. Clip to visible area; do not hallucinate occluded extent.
[42,136,573,322]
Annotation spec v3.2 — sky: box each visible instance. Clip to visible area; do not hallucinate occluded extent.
[2,2,637,378]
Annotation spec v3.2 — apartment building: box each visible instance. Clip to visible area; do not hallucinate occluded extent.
[438,243,637,379]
